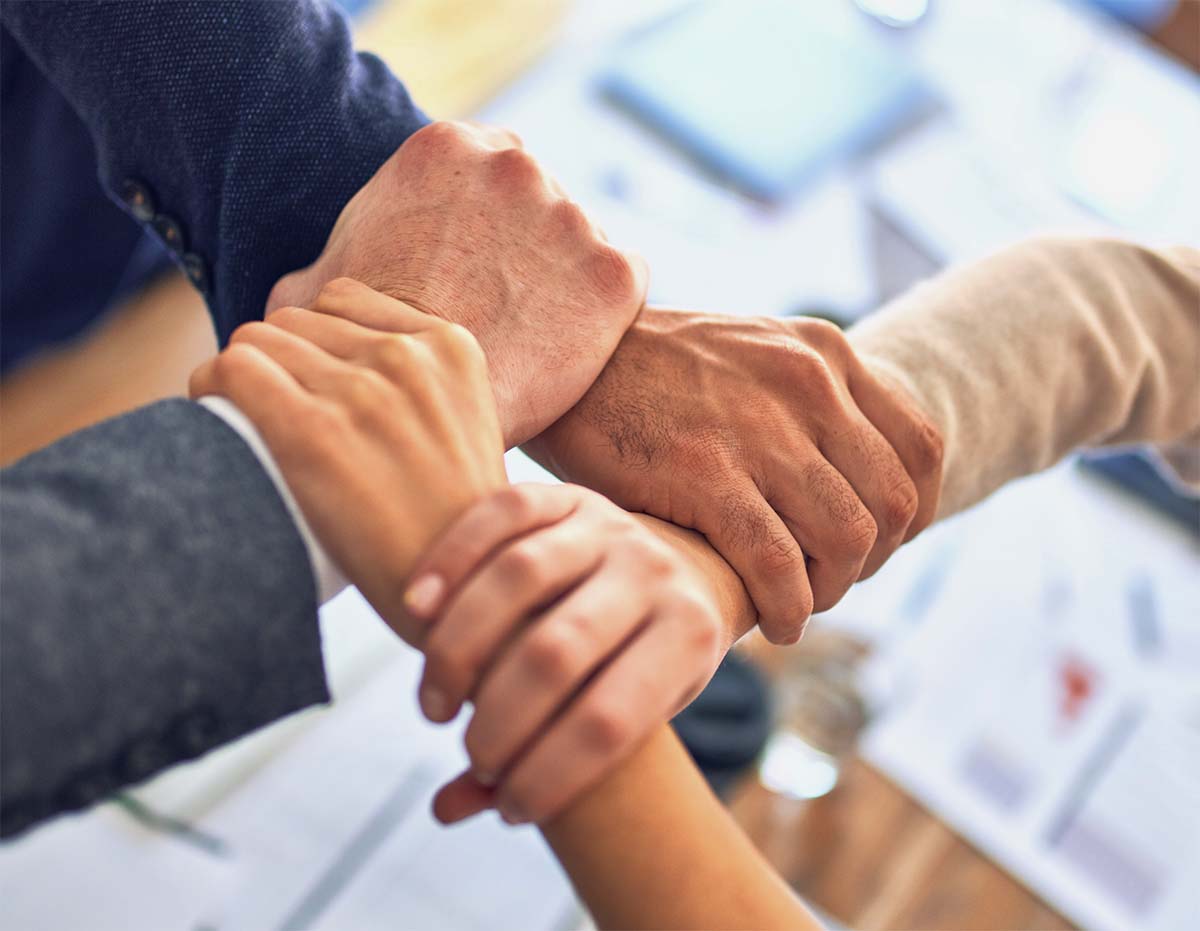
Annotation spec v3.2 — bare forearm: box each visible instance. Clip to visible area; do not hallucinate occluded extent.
[540,726,822,931]
[850,238,1200,518]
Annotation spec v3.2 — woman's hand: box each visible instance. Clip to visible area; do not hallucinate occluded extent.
[189,277,507,644]
[404,483,730,825]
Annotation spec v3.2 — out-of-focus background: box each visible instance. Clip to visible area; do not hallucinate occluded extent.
[1,1,1197,929]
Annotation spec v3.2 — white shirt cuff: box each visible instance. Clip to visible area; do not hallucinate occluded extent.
[198,395,349,604]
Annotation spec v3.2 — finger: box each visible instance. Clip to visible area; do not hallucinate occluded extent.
[265,305,382,361]
[432,771,495,825]
[847,364,944,542]
[404,484,581,621]
[190,343,313,449]
[418,514,605,723]
[493,615,700,826]
[188,356,222,400]
[461,560,652,784]
[697,482,813,646]
[772,454,877,616]
[227,320,347,392]
[308,277,436,333]
[819,415,917,580]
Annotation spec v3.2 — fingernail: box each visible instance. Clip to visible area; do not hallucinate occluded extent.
[405,573,445,617]
[420,683,453,722]
[497,799,527,825]
[473,768,497,787]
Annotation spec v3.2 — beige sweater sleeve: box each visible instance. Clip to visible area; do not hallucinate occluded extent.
[848,237,1200,520]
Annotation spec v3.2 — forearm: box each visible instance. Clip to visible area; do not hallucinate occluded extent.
[850,238,1200,518]
[541,726,822,931]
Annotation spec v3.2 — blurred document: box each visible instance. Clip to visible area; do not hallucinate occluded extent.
[884,0,1200,261]
[863,465,1200,931]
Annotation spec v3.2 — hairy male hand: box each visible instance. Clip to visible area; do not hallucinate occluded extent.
[266,121,648,447]
[524,309,944,644]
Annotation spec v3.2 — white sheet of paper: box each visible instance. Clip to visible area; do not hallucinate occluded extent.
[862,465,1200,931]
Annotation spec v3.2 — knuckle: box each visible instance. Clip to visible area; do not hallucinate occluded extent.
[681,430,741,483]
[713,486,788,564]
[802,460,876,557]
[228,320,270,346]
[775,600,814,643]
[769,585,815,641]
[522,627,577,685]
[580,703,630,755]
[499,484,542,525]
[342,369,393,421]
[912,416,945,475]
[435,320,485,366]
[795,317,850,358]
[264,305,305,328]
[883,478,919,533]
[549,198,590,239]
[676,597,722,656]
[305,398,349,436]
[838,506,878,558]
[371,334,414,377]
[641,545,678,581]
[408,120,466,155]
[794,354,841,403]
[759,527,804,576]
[500,541,546,587]
[584,244,637,303]
[212,342,257,379]
[777,337,840,393]
[317,276,362,303]
[489,146,540,187]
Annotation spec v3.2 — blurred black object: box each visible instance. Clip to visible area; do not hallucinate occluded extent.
[672,652,773,798]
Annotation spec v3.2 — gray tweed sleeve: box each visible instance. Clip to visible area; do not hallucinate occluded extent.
[0,399,328,838]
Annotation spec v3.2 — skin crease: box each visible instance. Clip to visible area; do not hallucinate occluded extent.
[524,306,944,646]
[264,121,650,448]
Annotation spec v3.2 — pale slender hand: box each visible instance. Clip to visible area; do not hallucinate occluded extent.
[266,120,649,447]
[524,308,944,644]
[403,483,728,826]
[189,278,506,643]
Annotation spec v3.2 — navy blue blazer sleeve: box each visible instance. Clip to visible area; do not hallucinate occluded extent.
[0,0,429,342]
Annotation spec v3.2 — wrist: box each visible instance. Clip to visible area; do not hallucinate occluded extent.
[197,396,349,603]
